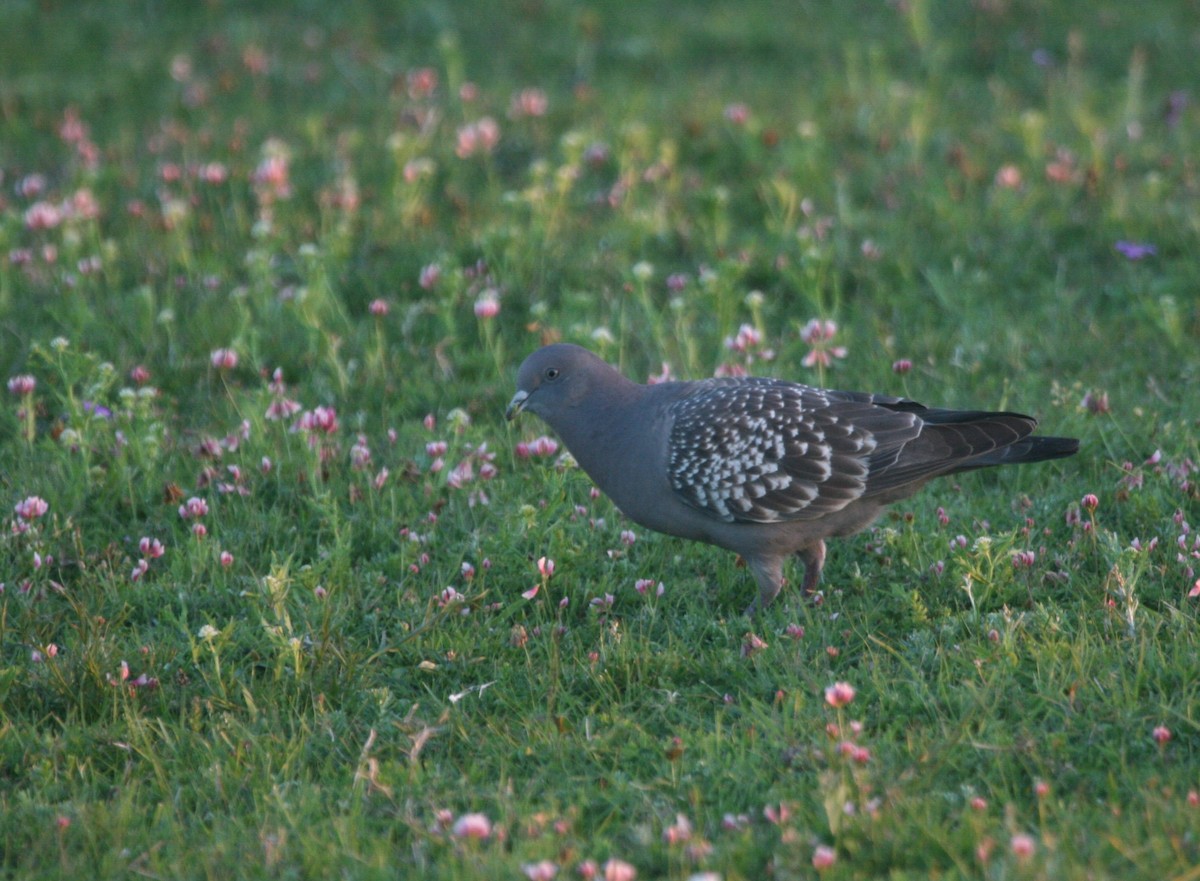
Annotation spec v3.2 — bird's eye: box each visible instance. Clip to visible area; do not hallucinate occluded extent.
[544,367,560,381]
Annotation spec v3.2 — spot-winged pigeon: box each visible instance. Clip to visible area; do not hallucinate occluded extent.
[506,344,1078,613]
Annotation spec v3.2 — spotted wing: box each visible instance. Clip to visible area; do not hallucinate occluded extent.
[665,378,924,523]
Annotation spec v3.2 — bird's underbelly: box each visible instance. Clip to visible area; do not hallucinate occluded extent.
[611,489,712,542]
[615,486,886,557]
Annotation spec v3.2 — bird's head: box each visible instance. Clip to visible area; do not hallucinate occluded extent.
[506,343,621,423]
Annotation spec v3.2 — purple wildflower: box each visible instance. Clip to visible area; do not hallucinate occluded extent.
[1115,241,1156,261]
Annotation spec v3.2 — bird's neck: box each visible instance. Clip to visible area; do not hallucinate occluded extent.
[552,380,649,492]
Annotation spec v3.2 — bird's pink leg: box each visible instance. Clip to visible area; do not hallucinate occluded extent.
[745,556,785,615]
[797,540,826,596]
[745,540,827,614]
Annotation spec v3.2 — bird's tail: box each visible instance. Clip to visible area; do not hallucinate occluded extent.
[905,408,1079,476]
[864,407,1077,491]
[964,434,1079,468]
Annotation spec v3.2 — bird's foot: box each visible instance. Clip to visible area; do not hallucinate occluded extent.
[797,541,826,597]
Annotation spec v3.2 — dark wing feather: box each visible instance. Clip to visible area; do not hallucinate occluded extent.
[859,406,1037,494]
[666,379,924,523]
[665,379,1067,524]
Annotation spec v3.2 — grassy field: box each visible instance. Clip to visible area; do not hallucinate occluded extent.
[1,1,1198,878]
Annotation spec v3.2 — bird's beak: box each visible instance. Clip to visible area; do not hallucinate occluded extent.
[505,389,529,421]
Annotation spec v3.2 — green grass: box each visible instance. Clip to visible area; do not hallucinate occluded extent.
[1,1,1198,878]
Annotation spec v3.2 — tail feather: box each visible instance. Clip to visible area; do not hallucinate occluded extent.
[961,434,1079,469]
[866,405,1078,494]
